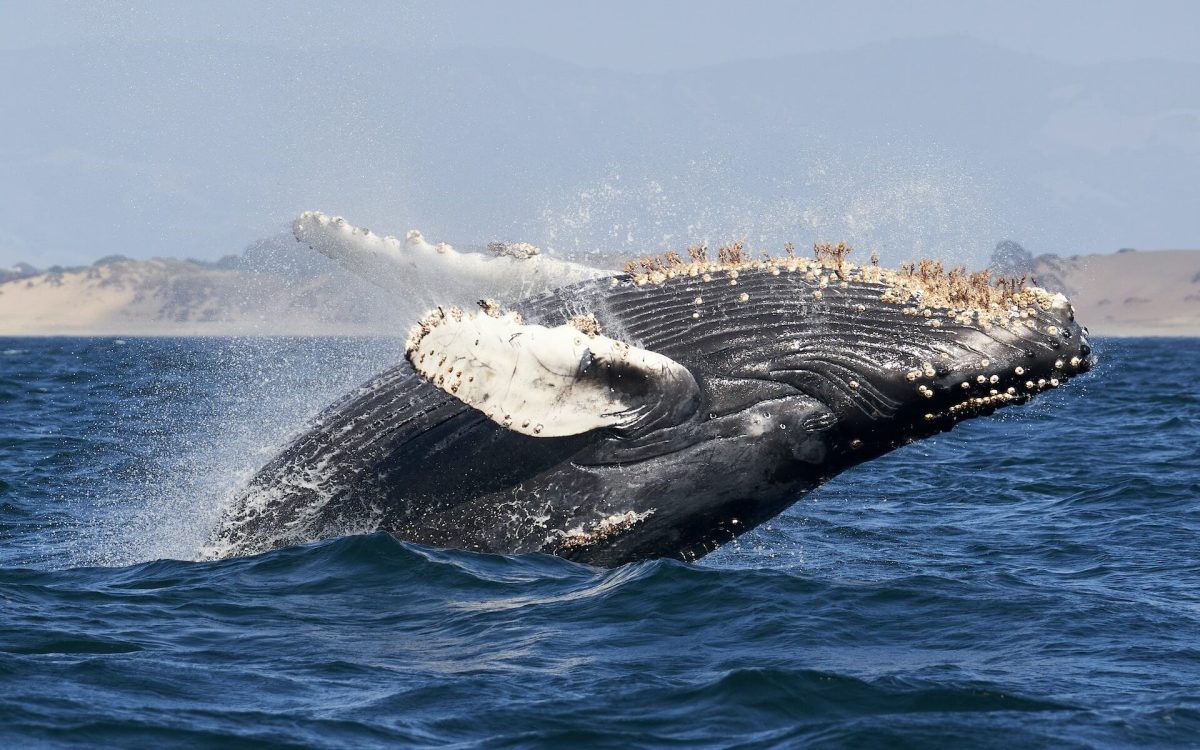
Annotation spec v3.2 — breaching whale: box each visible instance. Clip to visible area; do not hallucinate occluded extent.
[203,213,1094,566]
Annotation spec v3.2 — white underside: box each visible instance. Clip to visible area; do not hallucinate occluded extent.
[406,308,688,438]
[293,211,606,302]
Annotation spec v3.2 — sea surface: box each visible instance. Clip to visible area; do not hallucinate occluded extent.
[1,336,1197,749]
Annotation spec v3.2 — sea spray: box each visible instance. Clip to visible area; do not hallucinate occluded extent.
[529,148,1004,271]
[76,337,404,567]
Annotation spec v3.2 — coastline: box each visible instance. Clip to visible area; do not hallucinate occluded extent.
[2,248,1197,338]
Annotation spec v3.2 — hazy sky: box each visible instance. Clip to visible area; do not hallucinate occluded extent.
[2,1,1198,267]
[5,0,1200,70]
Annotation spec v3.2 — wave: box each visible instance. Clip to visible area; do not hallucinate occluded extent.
[2,535,1111,749]
[3,338,1198,748]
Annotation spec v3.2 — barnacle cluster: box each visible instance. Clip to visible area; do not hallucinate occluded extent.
[556,510,654,550]
[901,352,1083,427]
[618,241,1063,331]
[568,313,602,336]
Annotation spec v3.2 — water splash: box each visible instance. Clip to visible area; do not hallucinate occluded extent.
[66,337,405,567]
[530,149,1003,269]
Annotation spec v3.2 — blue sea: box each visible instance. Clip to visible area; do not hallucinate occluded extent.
[1,336,1197,748]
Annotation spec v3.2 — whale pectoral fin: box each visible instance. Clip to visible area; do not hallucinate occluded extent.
[293,210,605,300]
[293,210,422,293]
[405,306,700,438]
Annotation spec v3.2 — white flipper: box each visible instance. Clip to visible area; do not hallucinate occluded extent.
[294,211,605,302]
[406,306,699,438]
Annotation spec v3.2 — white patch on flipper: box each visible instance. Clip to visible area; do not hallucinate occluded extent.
[293,211,605,301]
[406,306,695,438]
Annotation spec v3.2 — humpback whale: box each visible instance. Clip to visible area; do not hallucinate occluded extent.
[203,213,1094,566]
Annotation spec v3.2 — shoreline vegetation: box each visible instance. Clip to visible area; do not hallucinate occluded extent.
[2,243,1197,338]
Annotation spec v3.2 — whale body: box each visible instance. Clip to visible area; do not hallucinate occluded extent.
[204,226,1094,566]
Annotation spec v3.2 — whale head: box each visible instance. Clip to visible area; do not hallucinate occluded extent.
[799,277,1095,468]
[614,249,1093,445]
[589,248,1097,557]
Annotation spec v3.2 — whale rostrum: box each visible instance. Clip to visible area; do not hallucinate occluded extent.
[202,212,1095,566]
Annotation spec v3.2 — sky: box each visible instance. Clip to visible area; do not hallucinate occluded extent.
[5,0,1200,70]
[2,1,1199,267]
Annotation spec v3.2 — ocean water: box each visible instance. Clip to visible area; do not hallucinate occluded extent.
[1,336,1197,749]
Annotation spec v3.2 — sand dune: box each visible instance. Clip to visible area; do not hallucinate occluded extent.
[1031,250,1200,337]
[0,258,399,336]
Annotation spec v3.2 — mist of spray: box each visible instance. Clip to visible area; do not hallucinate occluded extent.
[529,149,1006,270]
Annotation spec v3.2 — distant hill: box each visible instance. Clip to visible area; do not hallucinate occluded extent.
[1,244,1195,337]
[1028,249,1200,337]
[0,239,405,336]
